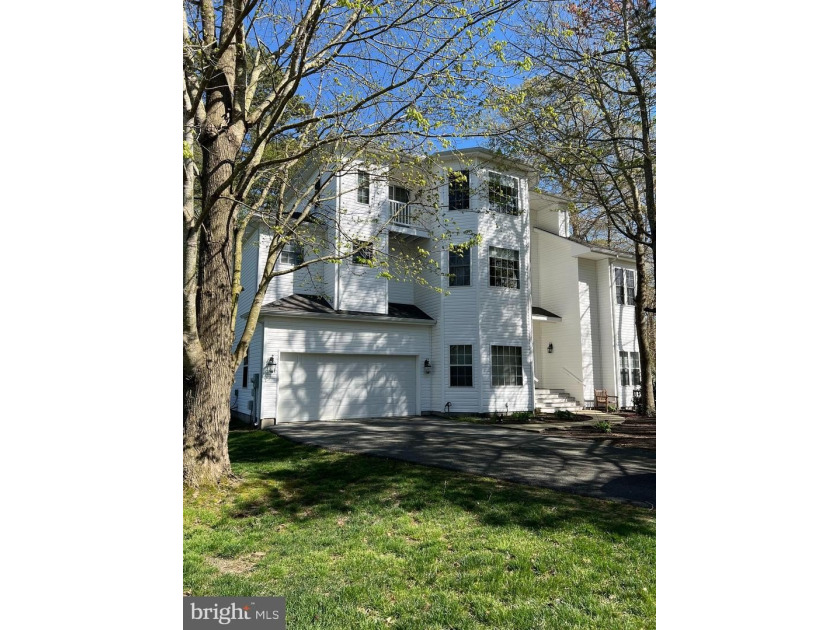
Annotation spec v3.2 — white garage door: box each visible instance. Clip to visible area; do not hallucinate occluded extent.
[276,354,417,421]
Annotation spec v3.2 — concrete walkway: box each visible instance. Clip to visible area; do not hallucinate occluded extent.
[267,416,655,508]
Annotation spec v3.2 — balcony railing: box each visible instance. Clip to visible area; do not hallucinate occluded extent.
[389,199,412,225]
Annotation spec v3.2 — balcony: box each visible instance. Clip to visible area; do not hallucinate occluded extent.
[389,200,413,226]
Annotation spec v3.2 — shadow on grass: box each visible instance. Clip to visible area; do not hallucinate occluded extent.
[226,429,654,539]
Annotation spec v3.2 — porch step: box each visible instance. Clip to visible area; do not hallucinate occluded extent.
[534,388,582,412]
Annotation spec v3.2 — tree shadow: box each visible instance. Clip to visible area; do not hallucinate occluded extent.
[226,430,655,540]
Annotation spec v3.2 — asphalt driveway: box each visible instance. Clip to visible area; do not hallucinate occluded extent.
[267,416,656,507]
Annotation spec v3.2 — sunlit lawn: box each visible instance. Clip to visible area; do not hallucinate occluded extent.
[184,428,655,629]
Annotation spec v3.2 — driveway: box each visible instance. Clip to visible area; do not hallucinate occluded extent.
[267,416,655,507]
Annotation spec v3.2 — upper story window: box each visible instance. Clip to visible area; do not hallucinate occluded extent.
[279,242,303,266]
[448,247,471,286]
[491,345,523,386]
[488,171,519,215]
[615,267,636,305]
[489,246,519,289]
[357,170,370,204]
[448,170,470,210]
[351,239,374,265]
[449,345,473,387]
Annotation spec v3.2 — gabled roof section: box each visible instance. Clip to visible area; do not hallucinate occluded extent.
[533,227,635,262]
[260,294,435,324]
[532,306,562,320]
[432,148,540,186]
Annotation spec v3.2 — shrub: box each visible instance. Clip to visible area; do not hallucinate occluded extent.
[509,411,533,421]
[593,420,612,433]
[554,409,574,420]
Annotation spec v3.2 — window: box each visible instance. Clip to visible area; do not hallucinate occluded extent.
[489,246,519,289]
[279,242,303,266]
[313,175,322,204]
[489,171,519,215]
[620,351,641,386]
[449,345,473,387]
[357,170,370,204]
[448,248,471,286]
[351,239,374,265]
[615,267,636,305]
[388,184,409,203]
[448,170,470,210]
[241,349,249,387]
[619,351,629,386]
[630,352,641,386]
[492,346,523,386]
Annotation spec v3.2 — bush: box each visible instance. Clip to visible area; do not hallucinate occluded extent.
[607,404,618,413]
[593,420,612,433]
[509,411,533,421]
[554,409,574,420]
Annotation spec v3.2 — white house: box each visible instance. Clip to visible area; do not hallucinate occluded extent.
[230,148,640,426]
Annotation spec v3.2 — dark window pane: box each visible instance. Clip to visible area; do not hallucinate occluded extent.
[448,170,470,210]
[449,249,471,286]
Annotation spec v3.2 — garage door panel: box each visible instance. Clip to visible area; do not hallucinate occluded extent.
[277,354,416,421]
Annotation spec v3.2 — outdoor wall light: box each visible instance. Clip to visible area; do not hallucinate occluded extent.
[424,359,431,374]
[265,355,276,376]
[547,343,554,353]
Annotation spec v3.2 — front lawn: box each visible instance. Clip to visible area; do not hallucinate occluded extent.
[184,429,655,629]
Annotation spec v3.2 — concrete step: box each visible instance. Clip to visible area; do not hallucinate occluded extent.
[535,396,578,403]
[535,388,572,396]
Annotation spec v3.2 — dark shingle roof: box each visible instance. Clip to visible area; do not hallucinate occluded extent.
[532,306,561,319]
[262,294,433,321]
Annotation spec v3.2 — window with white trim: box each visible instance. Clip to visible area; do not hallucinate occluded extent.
[357,170,370,204]
[279,242,303,266]
[448,247,471,286]
[351,239,374,265]
[630,352,641,386]
[615,267,636,305]
[448,170,470,210]
[488,171,519,215]
[619,351,641,386]
[489,246,519,289]
[449,345,473,387]
[491,345,523,386]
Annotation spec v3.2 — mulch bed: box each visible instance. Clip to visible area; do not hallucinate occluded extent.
[546,415,656,451]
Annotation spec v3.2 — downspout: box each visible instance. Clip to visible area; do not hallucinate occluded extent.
[335,170,341,311]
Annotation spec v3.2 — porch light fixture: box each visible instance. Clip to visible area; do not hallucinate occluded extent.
[265,356,276,376]
[424,359,431,374]
[547,343,553,353]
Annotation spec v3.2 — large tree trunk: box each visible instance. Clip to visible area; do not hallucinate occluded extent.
[634,242,656,416]
[183,106,242,484]
[183,360,234,485]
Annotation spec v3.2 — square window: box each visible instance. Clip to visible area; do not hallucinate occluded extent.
[351,239,374,265]
[489,246,519,289]
[448,248,471,286]
[488,171,519,215]
[279,242,303,266]
[491,345,523,386]
[449,345,473,387]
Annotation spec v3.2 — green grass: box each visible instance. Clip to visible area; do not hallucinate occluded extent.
[184,429,656,629]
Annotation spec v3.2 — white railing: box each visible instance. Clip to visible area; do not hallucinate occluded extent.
[389,200,412,225]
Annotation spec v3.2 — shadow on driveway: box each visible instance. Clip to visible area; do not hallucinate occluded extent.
[267,416,656,508]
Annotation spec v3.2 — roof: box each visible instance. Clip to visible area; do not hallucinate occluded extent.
[532,306,562,319]
[534,227,635,261]
[261,294,435,323]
